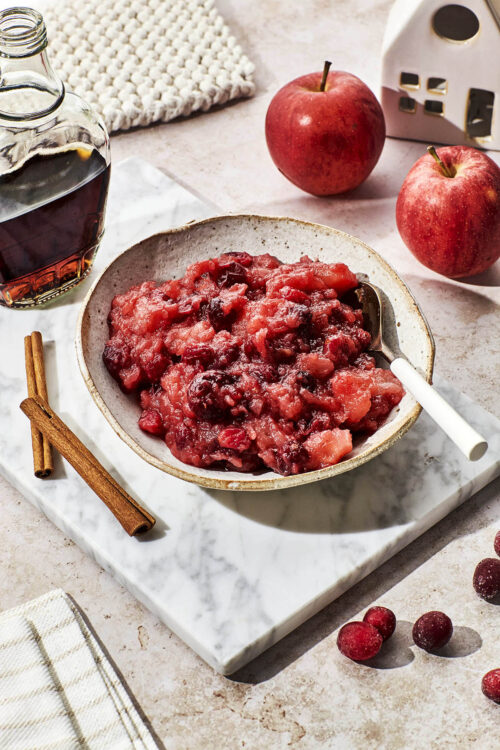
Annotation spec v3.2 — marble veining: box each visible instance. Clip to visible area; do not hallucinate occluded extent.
[0,158,498,674]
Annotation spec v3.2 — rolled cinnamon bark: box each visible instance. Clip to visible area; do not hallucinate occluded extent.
[24,332,53,478]
[20,395,155,536]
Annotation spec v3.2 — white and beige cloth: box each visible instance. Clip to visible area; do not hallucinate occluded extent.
[0,589,159,750]
[43,0,256,133]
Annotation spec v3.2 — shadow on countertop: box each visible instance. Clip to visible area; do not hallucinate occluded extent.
[227,477,498,684]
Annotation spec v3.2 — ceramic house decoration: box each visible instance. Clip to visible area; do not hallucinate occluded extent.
[381,1,500,150]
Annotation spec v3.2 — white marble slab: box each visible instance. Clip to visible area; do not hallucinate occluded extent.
[0,157,499,675]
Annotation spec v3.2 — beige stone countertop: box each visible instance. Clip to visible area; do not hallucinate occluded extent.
[1,1,499,748]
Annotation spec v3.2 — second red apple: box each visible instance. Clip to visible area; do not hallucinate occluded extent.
[265,62,386,196]
[396,146,500,279]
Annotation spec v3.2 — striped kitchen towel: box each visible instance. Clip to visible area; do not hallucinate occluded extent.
[0,589,160,749]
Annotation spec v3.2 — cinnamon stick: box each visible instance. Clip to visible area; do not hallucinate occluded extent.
[20,395,155,536]
[24,332,53,478]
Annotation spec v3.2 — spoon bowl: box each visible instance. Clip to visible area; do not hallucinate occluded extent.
[351,280,488,461]
[344,281,395,362]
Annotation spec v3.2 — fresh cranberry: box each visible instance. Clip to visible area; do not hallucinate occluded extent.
[473,558,500,601]
[363,606,396,641]
[337,621,383,661]
[138,408,164,436]
[494,531,500,557]
[412,611,453,651]
[482,669,500,704]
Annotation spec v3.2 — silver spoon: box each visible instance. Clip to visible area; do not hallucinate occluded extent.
[351,282,488,461]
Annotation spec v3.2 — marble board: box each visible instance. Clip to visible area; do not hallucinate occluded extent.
[1,157,499,675]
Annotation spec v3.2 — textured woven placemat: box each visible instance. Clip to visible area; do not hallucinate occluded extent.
[44,0,255,133]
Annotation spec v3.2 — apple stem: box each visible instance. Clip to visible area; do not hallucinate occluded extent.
[427,145,453,178]
[320,60,332,92]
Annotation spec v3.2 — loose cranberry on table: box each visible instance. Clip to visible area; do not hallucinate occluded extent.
[337,621,383,661]
[494,531,500,557]
[473,558,500,601]
[363,606,396,641]
[103,252,404,476]
[265,60,385,195]
[396,145,500,278]
[412,611,453,652]
[482,669,500,704]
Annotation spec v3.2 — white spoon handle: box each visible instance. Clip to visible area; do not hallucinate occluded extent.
[390,357,488,461]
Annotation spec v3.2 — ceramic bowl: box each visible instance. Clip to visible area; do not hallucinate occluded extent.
[76,215,434,491]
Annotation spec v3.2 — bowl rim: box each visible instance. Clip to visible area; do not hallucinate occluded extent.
[75,213,435,491]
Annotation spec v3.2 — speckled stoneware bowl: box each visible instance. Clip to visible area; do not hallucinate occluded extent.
[76,215,435,491]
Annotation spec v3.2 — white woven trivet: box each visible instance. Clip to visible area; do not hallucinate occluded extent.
[43,0,255,133]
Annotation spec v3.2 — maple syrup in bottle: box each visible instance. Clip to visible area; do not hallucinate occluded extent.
[0,7,110,307]
[0,148,110,306]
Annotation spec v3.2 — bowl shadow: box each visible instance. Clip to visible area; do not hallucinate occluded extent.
[208,406,444,535]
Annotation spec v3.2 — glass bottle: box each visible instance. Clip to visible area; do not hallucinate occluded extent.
[0,6,110,308]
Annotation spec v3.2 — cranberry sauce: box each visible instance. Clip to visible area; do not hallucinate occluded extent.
[103,253,404,475]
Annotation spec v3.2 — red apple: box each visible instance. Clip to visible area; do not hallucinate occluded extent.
[396,146,500,278]
[265,61,385,195]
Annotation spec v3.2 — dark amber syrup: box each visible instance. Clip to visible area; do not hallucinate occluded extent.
[0,148,110,307]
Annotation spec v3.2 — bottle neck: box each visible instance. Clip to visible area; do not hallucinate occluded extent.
[0,7,64,120]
